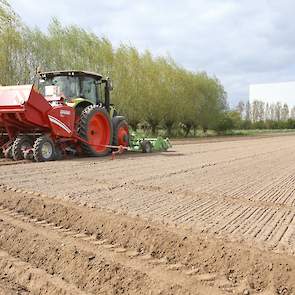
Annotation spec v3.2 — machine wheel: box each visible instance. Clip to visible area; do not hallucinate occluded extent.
[12,135,33,160]
[78,105,112,156]
[0,137,5,158]
[0,146,3,158]
[4,146,12,159]
[23,149,34,161]
[141,140,153,153]
[33,136,55,162]
[54,146,63,161]
[112,117,129,147]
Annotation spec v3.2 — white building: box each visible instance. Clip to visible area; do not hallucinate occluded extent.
[249,81,295,107]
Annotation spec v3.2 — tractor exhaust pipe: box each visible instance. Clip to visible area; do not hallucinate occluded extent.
[103,78,113,112]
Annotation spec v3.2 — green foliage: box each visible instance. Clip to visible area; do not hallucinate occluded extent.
[213,110,244,134]
[286,119,295,129]
[227,111,242,129]
[197,75,227,132]
[214,112,235,134]
[0,6,228,135]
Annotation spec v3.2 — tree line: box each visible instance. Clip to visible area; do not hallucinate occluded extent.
[219,100,295,132]
[237,100,295,122]
[0,1,227,136]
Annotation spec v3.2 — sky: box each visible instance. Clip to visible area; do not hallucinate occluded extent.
[250,82,295,107]
[9,0,295,106]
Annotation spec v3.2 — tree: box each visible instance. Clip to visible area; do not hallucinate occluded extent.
[198,75,227,133]
[156,57,181,136]
[265,103,270,120]
[245,101,251,121]
[236,101,245,119]
[214,112,235,134]
[0,0,28,85]
[281,103,289,121]
[180,73,204,136]
[275,102,282,121]
[251,101,267,122]
[228,111,242,129]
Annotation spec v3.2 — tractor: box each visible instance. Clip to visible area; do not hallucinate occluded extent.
[0,70,129,161]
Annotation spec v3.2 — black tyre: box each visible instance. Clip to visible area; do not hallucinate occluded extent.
[33,136,55,162]
[4,146,12,159]
[112,116,129,147]
[141,140,152,153]
[23,149,34,161]
[54,146,63,161]
[0,137,4,158]
[12,135,33,160]
[78,105,112,156]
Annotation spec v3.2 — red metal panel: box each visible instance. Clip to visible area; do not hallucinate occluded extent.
[24,87,52,128]
[47,105,75,137]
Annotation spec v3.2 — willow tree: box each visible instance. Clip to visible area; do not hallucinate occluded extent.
[156,57,182,136]
[198,75,227,133]
[0,0,26,85]
[112,45,145,130]
[139,51,165,134]
[179,72,204,136]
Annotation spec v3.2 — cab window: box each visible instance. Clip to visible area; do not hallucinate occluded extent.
[80,77,97,102]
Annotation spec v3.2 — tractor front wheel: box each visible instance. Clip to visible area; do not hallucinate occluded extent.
[78,105,112,156]
[113,117,129,147]
[33,136,55,162]
[12,135,33,160]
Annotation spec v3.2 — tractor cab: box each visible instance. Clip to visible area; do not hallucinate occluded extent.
[37,70,112,113]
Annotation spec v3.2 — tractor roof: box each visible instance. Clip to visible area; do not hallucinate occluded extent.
[40,70,103,80]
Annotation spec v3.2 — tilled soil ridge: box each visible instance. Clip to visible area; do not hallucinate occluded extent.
[1,136,295,256]
[0,188,294,294]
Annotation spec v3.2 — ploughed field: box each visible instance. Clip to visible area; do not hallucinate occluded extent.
[0,135,295,294]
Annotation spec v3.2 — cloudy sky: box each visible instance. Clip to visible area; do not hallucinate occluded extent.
[9,0,295,106]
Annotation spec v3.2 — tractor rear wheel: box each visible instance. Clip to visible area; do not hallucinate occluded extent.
[113,117,129,147]
[78,105,112,156]
[12,135,33,160]
[33,136,55,162]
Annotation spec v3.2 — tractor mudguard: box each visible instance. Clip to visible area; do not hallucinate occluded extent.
[66,98,93,109]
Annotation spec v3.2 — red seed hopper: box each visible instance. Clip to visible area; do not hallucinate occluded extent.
[0,85,75,139]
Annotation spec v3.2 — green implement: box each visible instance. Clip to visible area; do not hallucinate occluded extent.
[129,132,172,153]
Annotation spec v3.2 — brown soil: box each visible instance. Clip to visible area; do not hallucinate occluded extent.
[171,131,295,145]
[0,135,295,294]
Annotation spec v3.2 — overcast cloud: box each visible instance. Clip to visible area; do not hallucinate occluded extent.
[9,0,295,106]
